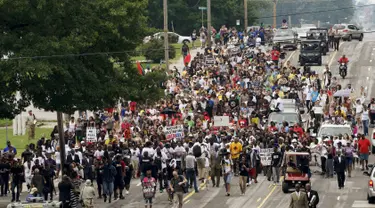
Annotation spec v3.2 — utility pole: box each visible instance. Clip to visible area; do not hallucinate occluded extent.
[244,0,248,34]
[57,112,66,175]
[273,0,277,28]
[163,0,169,70]
[207,0,212,46]
[288,15,292,28]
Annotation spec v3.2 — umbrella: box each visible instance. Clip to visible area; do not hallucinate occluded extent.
[333,89,351,97]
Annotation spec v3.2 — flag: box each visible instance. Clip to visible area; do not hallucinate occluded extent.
[184,54,191,64]
[136,61,144,75]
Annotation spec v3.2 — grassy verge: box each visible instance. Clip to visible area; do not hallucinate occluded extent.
[0,128,53,154]
[0,119,12,127]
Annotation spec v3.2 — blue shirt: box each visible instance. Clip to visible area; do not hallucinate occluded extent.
[311,91,319,102]
[3,146,16,154]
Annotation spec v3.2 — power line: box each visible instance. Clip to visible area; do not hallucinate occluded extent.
[257,3,375,19]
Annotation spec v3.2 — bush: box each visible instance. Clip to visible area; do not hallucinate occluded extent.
[143,39,176,62]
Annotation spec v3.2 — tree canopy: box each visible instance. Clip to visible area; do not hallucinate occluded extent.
[0,0,166,116]
[147,0,270,35]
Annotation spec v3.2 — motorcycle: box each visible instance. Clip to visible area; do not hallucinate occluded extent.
[339,63,347,79]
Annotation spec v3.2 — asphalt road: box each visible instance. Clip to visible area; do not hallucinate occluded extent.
[4,35,375,208]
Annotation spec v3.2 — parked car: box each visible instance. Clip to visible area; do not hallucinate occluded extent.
[143,32,192,44]
[363,164,375,203]
[332,23,364,41]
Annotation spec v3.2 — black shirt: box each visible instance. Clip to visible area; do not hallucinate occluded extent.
[239,161,249,176]
[271,152,282,167]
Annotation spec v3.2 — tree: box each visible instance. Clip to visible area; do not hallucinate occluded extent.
[0,0,164,113]
[147,0,270,35]
[143,39,176,62]
[0,0,166,173]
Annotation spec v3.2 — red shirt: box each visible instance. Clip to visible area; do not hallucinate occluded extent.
[293,126,304,137]
[129,101,137,111]
[339,57,349,64]
[271,50,280,61]
[358,138,371,154]
[239,119,248,128]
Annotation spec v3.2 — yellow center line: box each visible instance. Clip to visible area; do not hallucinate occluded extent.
[257,186,277,208]
[183,177,209,201]
[283,50,296,67]
[185,199,191,204]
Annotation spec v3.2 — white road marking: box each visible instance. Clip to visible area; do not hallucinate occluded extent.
[367,77,370,80]
[369,67,371,71]
[352,200,375,207]
[372,53,374,56]
[137,182,141,186]
[337,196,340,201]
[371,60,373,63]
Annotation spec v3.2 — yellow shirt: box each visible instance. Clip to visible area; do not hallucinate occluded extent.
[105,138,116,145]
[251,117,259,125]
[229,142,243,159]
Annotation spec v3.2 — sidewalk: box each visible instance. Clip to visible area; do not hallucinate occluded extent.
[170,47,203,74]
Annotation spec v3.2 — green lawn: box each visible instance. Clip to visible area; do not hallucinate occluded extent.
[0,119,12,127]
[0,128,53,154]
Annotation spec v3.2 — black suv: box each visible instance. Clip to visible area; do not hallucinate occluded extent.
[306,28,329,55]
[299,40,322,66]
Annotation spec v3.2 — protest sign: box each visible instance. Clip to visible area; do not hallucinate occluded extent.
[259,148,273,166]
[213,116,230,127]
[164,125,184,141]
[86,127,97,142]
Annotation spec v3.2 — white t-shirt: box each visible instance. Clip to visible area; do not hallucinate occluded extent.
[55,151,61,164]
[94,150,104,159]
[304,87,312,101]
[356,103,363,114]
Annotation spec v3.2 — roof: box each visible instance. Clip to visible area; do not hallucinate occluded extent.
[301,39,321,42]
[285,152,310,156]
[320,122,351,127]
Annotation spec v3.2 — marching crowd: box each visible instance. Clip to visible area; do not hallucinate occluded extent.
[0,24,373,208]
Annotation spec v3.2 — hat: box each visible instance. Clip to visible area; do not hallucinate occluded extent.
[30,187,38,195]
[292,139,297,143]
[85,179,92,186]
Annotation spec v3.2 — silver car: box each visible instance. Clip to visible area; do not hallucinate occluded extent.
[273,28,298,50]
[332,24,364,41]
[364,164,375,203]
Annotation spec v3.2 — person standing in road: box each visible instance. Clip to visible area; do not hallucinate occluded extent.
[333,29,340,51]
[271,146,282,185]
[222,150,233,196]
[238,155,249,195]
[102,158,117,203]
[25,110,37,140]
[334,150,346,189]
[181,41,190,61]
[191,30,197,49]
[142,169,156,208]
[289,184,309,208]
[80,180,96,208]
[185,151,199,193]
[169,170,187,208]
[362,106,370,136]
[229,137,242,176]
[305,183,319,208]
[358,134,371,170]
[210,146,222,188]
[328,27,334,49]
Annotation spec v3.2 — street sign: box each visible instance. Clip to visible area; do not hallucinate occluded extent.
[236,20,240,26]
[198,6,207,10]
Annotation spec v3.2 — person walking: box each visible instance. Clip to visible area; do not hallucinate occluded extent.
[362,106,370,136]
[80,180,96,208]
[343,142,354,177]
[238,155,249,195]
[181,41,190,61]
[210,146,222,188]
[169,171,187,208]
[334,150,346,189]
[191,29,197,49]
[271,146,282,185]
[58,175,74,208]
[222,150,233,196]
[358,134,371,170]
[305,183,319,208]
[229,137,242,176]
[333,29,340,51]
[185,151,199,193]
[289,184,309,208]
[25,110,36,140]
[103,158,117,203]
[142,169,156,208]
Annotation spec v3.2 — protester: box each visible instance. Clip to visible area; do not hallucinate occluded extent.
[81,180,96,208]
[289,184,309,208]
[169,170,187,208]
[305,183,319,208]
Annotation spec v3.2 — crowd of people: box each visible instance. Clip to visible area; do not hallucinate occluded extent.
[0,24,373,208]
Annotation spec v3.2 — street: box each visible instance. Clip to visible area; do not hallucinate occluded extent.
[3,33,375,208]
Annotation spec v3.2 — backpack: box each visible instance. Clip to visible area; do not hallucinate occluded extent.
[193,145,202,158]
[154,156,162,170]
[142,177,156,198]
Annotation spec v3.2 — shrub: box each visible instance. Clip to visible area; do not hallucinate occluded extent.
[143,39,176,62]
